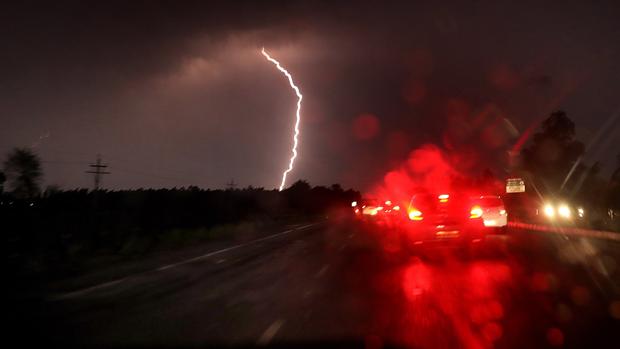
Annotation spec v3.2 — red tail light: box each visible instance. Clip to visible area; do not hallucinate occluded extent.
[408,208,423,221]
[470,205,483,219]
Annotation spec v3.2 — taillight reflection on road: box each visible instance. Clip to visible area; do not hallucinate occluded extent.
[371,258,513,349]
[402,262,432,299]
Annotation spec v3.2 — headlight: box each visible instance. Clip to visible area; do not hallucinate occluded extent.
[543,204,555,218]
[558,204,571,218]
[577,207,584,217]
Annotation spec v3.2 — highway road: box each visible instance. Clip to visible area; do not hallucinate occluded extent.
[9,220,620,348]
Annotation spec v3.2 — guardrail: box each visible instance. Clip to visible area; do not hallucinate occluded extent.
[508,221,620,241]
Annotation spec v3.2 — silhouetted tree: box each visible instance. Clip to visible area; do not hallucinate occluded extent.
[574,162,606,206]
[521,111,585,194]
[0,171,5,194]
[3,148,42,199]
[283,180,311,210]
[3,182,363,272]
[330,184,343,193]
[44,185,61,197]
[287,180,310,190]
[609,154,620,211]
[612,153,620,186]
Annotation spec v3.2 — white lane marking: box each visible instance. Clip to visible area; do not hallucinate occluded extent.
[51,278,127,301]
[156,225,317,270]
[155,239,274,271]
[257,319,285,345]
[53,223,320,300]
[295,223,317,230]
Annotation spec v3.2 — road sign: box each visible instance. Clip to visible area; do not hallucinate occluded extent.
[506,178,525,193]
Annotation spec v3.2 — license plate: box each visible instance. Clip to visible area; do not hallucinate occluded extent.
[436,230,460,238]
[484,219,497,226]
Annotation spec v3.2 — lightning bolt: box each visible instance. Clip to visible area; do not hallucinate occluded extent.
[261,47,303,191]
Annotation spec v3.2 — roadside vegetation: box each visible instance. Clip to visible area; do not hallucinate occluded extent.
[1,161,359,278]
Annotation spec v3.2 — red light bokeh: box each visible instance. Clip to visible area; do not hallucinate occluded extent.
[369,144,470,207]
[368,258,515,349]
[488,64,520,90]
[402,80,427,105]
[353,113,381,140]
[546,327,564,347]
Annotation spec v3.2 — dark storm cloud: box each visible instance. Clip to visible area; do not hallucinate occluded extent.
[2,1,620,190]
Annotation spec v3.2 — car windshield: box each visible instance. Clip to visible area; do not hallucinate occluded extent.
[365,199,380,206]
[478,197,503,207]
[411,193,470,209]
[4,2,620,349]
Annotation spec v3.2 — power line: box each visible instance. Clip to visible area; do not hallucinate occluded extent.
[42,160,86,166]
[38,145,207,183]
[113,167,196,184]
[43,157,199,185]
[85,154,110,190]
[226,178,237,190]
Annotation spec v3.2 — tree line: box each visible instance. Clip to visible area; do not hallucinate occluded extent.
[1,150,359,276]
[517,110,619,214]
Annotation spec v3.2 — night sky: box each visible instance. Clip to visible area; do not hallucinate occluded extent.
[2,1,619,191]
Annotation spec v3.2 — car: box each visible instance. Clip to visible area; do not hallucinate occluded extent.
[474,195,508,232]
[376,199,403,217]
[404,192,486,246]
[535,200,586,226]
[359,198,383,217]
[354,198,404,224]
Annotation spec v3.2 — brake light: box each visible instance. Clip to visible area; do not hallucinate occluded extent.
[470,205,483,219]
[393,205,400,211]
[438,194,449,203]
[408,208,423,221]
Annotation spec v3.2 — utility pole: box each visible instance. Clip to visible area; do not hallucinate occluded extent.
[226,178,237,190]
[86,154,110,190]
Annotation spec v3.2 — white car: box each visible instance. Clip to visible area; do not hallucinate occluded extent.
[476,196,508,230]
